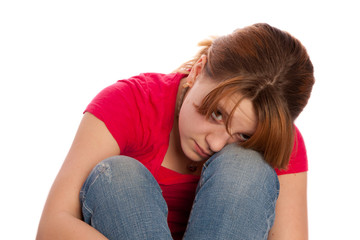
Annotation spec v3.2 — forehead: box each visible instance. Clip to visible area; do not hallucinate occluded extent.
[219,95,258,134]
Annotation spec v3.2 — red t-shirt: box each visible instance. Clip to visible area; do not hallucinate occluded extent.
[85,72,308,239]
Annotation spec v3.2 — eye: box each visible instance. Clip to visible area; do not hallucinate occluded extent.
[238,133,251,142]
[211,110,223,122]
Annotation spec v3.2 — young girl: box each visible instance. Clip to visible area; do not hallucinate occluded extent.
[37,23,314,239]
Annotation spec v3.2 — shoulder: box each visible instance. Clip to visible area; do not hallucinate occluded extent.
[84,72,186,152]
[86,72,185,111]
[120,72,185,89]
[117,72,185,111]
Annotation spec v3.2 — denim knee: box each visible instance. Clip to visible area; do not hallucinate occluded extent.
[185,144,279,239]
[200,143,279,196]
[80,156,171,239]
[80,156,159,204]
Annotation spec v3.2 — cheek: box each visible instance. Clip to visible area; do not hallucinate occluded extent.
[178,89,212,137]
[179,103,197,130]
[178,107,193,137]
[178,105,209,138]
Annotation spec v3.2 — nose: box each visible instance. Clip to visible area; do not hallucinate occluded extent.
[206,128,234,153]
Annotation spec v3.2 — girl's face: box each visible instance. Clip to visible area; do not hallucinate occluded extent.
[178,75,258,162]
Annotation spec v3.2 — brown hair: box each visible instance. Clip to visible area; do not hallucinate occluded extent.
[176,23,314,169]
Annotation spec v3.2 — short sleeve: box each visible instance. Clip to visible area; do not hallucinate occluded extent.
[83,73,184,159]
[275,126,308,175]
[84,78,145,153]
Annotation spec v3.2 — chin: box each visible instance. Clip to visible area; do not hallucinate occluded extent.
[181,144,200,162]
[180,138,203,161]
[187,149,206,162]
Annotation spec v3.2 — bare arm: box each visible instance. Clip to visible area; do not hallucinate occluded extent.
[268,172,308,240]
[37,112,120,239]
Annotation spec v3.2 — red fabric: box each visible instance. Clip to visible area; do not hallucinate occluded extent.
[85,72,308,238]
[157,167,199,240]
[85,72,181,176]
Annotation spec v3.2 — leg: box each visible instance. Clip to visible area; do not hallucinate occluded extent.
[184,144,279,240]
[80,156,172,240]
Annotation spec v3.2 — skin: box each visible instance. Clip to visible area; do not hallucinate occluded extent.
[37,56,308,239]
[268,172,308,239]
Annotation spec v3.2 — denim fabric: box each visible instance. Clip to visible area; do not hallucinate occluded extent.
[183,144,279,240]
[80,144,279,240]
[80,156,172,239]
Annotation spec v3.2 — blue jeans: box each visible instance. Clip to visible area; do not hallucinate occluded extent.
[80,144,279,239]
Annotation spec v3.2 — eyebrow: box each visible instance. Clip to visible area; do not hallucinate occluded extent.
[217,102,256,136]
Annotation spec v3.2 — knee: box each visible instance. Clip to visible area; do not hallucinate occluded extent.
[84,156,146,184]
[80,156,168,233]
[190,145,280,238]
[80,156,157,203]
[95,155,150,183]
[201,144,279,199]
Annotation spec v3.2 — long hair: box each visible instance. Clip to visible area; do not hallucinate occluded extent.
[176,23,314,169]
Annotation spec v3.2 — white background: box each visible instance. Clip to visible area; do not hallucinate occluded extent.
[1,0,359,239]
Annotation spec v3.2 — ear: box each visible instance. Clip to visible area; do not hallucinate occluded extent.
[186,55,207,87]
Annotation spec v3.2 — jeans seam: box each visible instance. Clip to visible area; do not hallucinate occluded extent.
[81,162,110,209]
[82,199,94,215]
[198,164,208,188]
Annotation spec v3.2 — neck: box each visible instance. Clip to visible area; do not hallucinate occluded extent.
[161,77,204,176]
[168,119,204,175]
[175,77,190,117]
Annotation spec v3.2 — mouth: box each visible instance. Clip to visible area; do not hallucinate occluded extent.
[194,142,211,159]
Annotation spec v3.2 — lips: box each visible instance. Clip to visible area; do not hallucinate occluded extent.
[194,142,211,158]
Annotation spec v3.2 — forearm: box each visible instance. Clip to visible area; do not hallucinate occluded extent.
[37,212,107,240]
